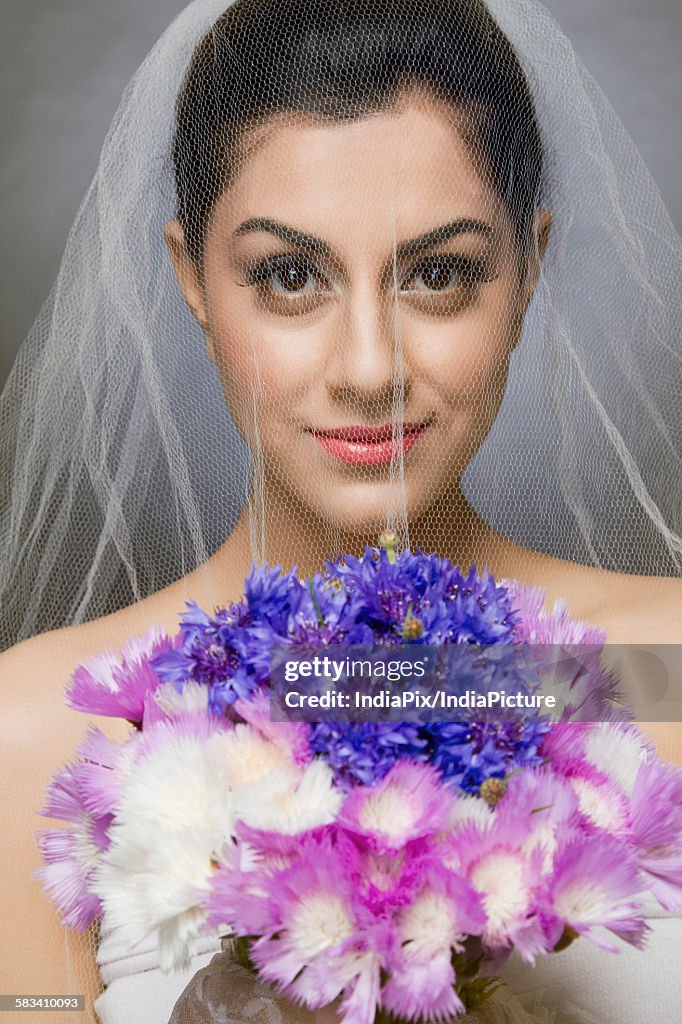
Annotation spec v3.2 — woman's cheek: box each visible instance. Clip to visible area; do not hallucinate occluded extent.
[212,327,327,447]
[415,320,510,409]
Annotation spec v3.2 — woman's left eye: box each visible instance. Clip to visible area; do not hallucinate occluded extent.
[401,255,488,294]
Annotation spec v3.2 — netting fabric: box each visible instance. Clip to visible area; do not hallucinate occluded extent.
[0,0,681,1020]
[1,0,681,653]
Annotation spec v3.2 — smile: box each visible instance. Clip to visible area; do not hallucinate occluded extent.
[309,421,430,466]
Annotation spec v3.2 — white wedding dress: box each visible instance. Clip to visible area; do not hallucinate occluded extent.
[94,891,682,1024]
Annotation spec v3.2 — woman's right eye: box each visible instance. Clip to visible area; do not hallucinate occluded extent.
[241,255,330,299]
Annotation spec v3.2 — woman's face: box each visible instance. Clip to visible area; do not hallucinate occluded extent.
[167,93,548,533]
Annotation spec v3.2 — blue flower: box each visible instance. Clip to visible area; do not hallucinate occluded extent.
[286,573,349,644]
[151,599,258,711]
[325,547,518,645]
[243,563,298,633]
[153,548,551,793]
[423,719,550,794]
[310,721,427,788]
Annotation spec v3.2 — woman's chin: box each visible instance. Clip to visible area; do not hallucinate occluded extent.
[308,479,435,539]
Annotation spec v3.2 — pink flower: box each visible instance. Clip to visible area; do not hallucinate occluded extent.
[205,840,280,937]
[339,760,454,854]
[71,727,131,818]
[564,761,631,838]
[547,836,647,952]
[382,957,463,1022]
[497,767,582,871]
[288,949,383,1024]
[381,864,485,1022]
[67,626,175,724]
[629,758,682,911]
[243,834,383,1023]
[249,837,359,977]
[506,582,606,646]
[444,817,547,963]
[351,844,433,917]
[35,751,115,931]
[538,721,590,767]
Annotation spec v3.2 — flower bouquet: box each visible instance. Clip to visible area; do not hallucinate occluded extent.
[38,535,682,1023]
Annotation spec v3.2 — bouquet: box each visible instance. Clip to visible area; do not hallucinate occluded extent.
[38,535,682,1023]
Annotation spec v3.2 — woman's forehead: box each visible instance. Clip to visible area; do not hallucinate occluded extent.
[208,96,507,254]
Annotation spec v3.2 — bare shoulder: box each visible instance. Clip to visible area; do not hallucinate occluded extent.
[552,561,682,644]
[493,537,681,644]
[0,541,251,754]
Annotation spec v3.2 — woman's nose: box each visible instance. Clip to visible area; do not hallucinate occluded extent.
[325,277,410,418]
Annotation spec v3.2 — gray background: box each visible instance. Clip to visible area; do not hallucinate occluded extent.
[1,0,680,391]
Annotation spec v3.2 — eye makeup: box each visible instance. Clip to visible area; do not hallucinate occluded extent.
[236,248,499,316]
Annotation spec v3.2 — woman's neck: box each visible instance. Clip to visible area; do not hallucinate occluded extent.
[218,481,508,581]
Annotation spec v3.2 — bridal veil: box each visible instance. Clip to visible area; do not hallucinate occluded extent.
[0,1,680,1021]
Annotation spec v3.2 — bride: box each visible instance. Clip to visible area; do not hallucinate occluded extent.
[1,0,681,1021]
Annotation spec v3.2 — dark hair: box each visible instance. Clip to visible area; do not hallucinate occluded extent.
[173,0,543,262]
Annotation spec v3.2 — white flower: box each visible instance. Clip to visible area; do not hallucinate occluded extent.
[470,850,529,944]
[152,681,210,716]
[92,724,236,969]
[584,724,647,796]
[220,723,300,790]
[235,759,343,834]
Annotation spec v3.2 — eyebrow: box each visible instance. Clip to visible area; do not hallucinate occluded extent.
[232,217,493,260]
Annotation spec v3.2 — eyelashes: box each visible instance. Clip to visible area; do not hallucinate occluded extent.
[237,252,498,313]
[241,254,327,298]
[403,254,497,294]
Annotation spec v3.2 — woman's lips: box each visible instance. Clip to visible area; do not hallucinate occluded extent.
[309,421,430,466]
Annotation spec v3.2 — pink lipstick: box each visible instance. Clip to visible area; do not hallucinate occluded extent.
[309,421,430,466]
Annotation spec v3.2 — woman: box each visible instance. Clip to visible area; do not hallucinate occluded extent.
[0,0,680,1021]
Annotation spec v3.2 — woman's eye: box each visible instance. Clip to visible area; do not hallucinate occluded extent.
[243,255,328,298]
[402,255,489,294]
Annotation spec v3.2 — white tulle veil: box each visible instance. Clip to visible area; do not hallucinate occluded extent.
[0,0,680,656]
